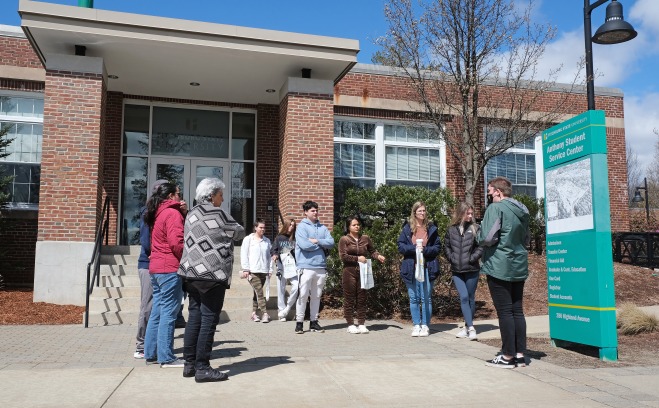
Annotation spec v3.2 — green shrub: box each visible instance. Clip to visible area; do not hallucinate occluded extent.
[513,194,545,254]
[326,184,456,318]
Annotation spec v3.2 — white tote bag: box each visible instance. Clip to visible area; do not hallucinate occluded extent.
[280,252,298,279]
[359,259,374,290]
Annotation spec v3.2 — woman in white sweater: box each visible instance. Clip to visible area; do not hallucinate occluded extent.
[241,218,272,322]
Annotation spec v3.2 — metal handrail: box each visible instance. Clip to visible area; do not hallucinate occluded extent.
[84,196,110,328]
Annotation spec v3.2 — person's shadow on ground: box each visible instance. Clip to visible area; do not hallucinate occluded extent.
[212,356,294,377]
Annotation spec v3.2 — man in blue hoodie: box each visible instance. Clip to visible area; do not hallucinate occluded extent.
[294,200,335,334]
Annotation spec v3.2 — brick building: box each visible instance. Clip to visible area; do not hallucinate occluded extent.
[0,1,629,304]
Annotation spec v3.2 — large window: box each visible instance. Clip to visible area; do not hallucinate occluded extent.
[333,119,444,220]
[0,94,43,209]
[119,103,257,245]
[485,128,539,198]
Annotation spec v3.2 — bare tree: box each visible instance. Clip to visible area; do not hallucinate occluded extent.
[645,132,659,212]
[627,144,642,207]
[375,0,579,205]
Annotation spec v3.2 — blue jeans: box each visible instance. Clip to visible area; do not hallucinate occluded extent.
[405,269,432,326]
[144,272,182,363]
[452,271,479,327]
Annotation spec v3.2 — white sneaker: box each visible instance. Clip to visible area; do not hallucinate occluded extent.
[358,324,369,334]
[347,324,360,334]
[419,325,430,337]
[456,327,468,338]
[468,327,477,341]
[278,307,289,321]
[411,325,421,337]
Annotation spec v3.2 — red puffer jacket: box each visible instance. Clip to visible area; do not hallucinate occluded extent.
[149,199,184,273]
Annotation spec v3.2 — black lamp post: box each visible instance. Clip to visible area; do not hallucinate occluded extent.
[632,177,650,222]
[584,0,637,110]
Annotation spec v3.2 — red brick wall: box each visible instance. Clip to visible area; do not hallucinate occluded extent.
[335,71,629,231]
[102,92,123,245]
[0,36,43,69]
[0,216,38,287]
[255,104,280,234]
[278,93,335,228]
[39,70,105,242]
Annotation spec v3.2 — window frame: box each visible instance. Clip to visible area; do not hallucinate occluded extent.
[0,91,44,210]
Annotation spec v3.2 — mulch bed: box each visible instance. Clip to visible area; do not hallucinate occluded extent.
[0,288,84,325]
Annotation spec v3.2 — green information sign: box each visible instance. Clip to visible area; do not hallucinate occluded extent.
[542,110,617,361]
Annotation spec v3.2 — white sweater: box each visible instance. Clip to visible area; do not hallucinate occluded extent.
[240,233,271,273]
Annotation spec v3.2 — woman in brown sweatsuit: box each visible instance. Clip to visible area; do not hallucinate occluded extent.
[339,216,385,334]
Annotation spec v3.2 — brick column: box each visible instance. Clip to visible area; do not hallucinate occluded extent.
[33,54,106,305]
[254,104,281,234]
[278,78,334,228]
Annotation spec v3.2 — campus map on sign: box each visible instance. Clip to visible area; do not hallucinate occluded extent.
[545,157,593,234]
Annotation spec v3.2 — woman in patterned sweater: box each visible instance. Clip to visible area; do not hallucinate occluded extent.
[178,178,245,383]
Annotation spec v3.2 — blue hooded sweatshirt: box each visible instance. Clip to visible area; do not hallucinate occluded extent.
[294,217,335,269]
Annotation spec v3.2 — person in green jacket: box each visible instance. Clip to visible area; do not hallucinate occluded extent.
[477,176,530,369]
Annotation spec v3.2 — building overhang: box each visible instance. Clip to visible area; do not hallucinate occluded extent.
[18,0,359,105]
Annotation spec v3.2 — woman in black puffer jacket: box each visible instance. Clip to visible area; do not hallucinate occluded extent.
[444,202,483,340]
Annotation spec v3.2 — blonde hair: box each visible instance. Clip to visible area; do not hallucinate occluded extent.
[451,202,474,226]
[409,201,429,231]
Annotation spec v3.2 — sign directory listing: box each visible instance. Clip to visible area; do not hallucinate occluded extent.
[542,110,617,361]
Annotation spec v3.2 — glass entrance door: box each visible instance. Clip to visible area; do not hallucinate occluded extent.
[149,158,230,213]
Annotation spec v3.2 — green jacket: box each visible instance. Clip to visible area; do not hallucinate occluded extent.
[477,198,530,282]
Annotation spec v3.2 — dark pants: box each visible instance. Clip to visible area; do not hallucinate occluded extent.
[183,280,226,370]
[487,275,526,357]
[342,267,367,325]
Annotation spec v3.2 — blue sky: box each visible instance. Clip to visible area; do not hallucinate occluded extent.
[2,0,657,175]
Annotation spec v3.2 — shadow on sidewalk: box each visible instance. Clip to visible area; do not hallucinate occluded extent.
[216,356,294,377]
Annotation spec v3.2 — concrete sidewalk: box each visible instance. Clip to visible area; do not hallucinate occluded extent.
[1,310,658,408]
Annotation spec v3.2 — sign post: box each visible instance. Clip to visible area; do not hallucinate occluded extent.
[542,110,617,361]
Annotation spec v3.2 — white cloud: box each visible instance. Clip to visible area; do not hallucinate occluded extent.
[624,93,659,174]
[629,0,659,40]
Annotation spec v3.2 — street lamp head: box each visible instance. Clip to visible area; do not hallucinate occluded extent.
[592,0,637,45]
[632,188,644,203]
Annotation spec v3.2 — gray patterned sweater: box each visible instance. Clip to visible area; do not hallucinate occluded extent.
[178,203,246,288]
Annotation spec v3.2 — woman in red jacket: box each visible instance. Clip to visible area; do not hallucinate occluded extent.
[143,182,186,368]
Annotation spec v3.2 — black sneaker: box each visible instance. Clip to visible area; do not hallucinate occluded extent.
[145,358,158,365]
[309,320,324,333]
[295,322,304,334]
[195,367,229,383]
[515,355,527,367]
[183,362,196,378]
[485,354,515,369]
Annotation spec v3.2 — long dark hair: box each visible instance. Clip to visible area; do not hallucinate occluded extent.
[144,182,178,228]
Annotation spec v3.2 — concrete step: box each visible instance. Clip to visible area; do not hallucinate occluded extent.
[100,254,140,266]
[102,245,142,256]
[98,286,142,298]
[84,311,139,327]
[88,296,141,313]
[99,264,138,276]
[100,275,140,287]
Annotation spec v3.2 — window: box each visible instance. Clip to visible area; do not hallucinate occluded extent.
[333,119,444,220]
[0,94,43,209]
[485,127,538,198]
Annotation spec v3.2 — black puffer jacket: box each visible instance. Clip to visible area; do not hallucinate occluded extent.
[444,222,483,274]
